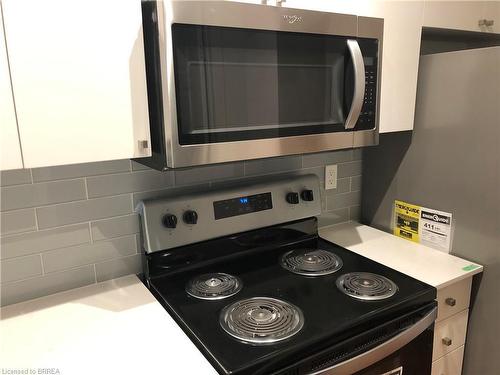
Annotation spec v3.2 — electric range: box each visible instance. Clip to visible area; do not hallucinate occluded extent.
[137,175,437,375]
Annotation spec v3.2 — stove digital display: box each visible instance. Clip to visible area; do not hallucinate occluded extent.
[214,192,272,220]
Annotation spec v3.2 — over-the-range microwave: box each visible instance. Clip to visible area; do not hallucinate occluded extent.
[136,1,383,170]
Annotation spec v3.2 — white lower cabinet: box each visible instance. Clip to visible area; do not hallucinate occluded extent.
[1,0,151,169]
[431,277,473,375]
[431,345,465,375]
[436,278,472,322]
[433,309,468,360]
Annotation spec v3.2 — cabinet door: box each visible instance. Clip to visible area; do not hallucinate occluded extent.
[2,0,151,168]
[423,1,486,32]
[0,6,23,170]
[358,1,425,133]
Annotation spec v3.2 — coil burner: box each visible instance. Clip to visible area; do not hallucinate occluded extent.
[280,249,343,276]
[336,272,398,301]
[186,273,242,300]
[220,297,304,345]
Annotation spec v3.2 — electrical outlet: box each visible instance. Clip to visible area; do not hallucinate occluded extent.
[325,164,337,190]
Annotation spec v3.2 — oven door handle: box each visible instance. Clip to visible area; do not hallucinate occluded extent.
[344,39,365,130]
[310,306,437,375]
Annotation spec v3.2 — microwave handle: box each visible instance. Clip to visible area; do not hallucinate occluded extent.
[309,306,437,375]
[344,40,365,130]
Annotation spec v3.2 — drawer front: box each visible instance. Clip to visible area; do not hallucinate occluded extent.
[437,278,472,322]
[431,345,465,375]
[433,309,468,360]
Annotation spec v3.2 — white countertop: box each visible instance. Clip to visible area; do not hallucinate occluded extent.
[1,223,482,375]
[0,275,217,375]
[319,222,483,289]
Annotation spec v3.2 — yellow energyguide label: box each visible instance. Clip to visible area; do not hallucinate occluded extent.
[394,200,420,242]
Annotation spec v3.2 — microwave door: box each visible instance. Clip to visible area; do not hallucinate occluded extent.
[171,25,358,146]
[344,39,366,130]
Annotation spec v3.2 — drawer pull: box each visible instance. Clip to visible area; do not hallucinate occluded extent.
[445,297,456,306]
[442,337,452,346]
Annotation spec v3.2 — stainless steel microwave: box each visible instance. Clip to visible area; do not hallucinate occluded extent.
[136,1,383,170]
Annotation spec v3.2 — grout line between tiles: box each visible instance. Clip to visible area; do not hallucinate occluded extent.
[93,264,97,283]
[84,177,89,199]
[88,222,94,243]
[33,207,40,231]
[39,253,45,275]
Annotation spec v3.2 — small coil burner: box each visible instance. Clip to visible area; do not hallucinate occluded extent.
[220,297,304,345]
[186,273,242,300]
[280,248,343,276]
[336,272,398,301]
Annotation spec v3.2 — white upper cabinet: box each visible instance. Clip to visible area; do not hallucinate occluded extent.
[0,7,23,170]
[284,0,425,133]
[357,1,425,134]
[423,1,499,33]
[2,0,151,168]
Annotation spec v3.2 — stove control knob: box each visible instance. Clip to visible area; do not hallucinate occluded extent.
[286,192,300,205]
[301,189,314,201]
[162,214,177,229]
[183,210,198,225]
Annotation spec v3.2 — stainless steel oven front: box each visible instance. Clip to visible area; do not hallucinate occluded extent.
[138,1,383,170]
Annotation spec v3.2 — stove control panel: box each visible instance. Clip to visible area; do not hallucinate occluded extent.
[214,192,272,220]
[136,174,321,253]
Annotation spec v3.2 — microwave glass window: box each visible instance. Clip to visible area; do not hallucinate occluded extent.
[172,24,369,145]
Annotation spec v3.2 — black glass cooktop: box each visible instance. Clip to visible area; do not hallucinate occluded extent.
[144,219,436,375]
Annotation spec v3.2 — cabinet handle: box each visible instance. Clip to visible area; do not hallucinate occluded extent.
[479,19,494,27]
[445,297,456,306]
[138,140,149,150]
[442,337,452,346]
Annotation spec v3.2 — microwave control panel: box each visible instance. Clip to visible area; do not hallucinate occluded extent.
[356,38,379,130]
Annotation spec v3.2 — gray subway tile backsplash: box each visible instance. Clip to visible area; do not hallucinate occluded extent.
[326,190,362,211]
[338,160,362,178]
[0,169,32,186]
[0,151,362,306]
[31,159,131,182]
[42,235,137,273]
[0,255,42,284]
[36,194,132,229]
[91,214,140,241]
[0,209,37,236]
[353,148,363,160]
[317,208,350,228]
[132,183,210,207]
[0,265,95,306]
[86,169,174,198]
[1,179,86,211]
[174,162,244,185]
[0,223,90,259]
[244,155,302,176]
[349,205,361,221]
[95,254,141,282]
[302,149,352,168]
[351,175,362,192]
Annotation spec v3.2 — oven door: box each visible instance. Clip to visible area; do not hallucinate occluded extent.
[310,305,437,375]
[151,1,382,168]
